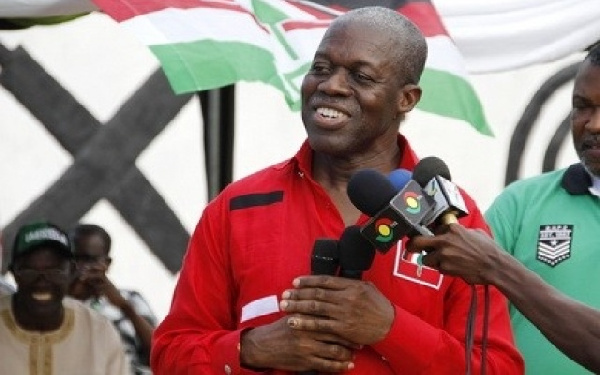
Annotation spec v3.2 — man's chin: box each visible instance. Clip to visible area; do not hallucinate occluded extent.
[70,283,96,300]
[582,161,600,178]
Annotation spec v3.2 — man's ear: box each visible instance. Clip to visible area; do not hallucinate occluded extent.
[397,83,422,113]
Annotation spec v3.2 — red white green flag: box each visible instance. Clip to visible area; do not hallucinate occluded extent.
[92,0,492,135]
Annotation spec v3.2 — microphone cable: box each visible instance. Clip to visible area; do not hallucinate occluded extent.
[464,284,491,375]
[481,284,490,375]
[465,284,477,375]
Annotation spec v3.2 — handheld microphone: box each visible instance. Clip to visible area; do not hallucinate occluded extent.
[413,156,468,226]
[387,168,412,191]
[311,238,340,276]
[300,239,340,375]
[338,225,376,279]
[347,169,435,253]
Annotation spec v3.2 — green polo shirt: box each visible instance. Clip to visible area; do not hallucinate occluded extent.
[485,164,600,374]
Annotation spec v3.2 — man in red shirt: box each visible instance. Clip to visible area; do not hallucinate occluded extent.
[151,6,524,375]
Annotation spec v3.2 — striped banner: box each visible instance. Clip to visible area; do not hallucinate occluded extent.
[92,0,491,135]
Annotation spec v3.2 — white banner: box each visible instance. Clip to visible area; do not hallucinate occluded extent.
[2,0,598,75]
[434,0,600,73]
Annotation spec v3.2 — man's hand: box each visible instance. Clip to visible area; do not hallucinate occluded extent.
[77,262,109,297]
[77,262,129,309]
[279,275,394,346]
[240,316,357,372]
[405,224,504,285]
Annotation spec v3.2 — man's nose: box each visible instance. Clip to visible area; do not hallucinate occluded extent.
[588,107,600,132]
[318,69,352,96]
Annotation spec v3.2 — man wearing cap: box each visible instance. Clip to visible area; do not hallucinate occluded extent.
[0,221,132,375]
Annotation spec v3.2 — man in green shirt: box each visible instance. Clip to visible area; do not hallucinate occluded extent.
[407,43,600,374]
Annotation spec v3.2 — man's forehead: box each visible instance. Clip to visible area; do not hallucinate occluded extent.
[76,233,106,252]
[574,62,600,95]
[317,34,393,62]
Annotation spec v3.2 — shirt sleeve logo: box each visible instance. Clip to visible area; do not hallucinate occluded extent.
[393,240,443,289]
[537,224,574,267]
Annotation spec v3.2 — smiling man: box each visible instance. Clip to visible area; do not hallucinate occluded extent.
[0,221,131,375]
[151,6,523,375]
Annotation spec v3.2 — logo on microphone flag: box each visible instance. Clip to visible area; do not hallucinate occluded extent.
[403,191,422,214]
[375,218,394,242]
[394,242,443,289]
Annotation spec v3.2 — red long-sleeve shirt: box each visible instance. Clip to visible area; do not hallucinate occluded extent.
[151,136,524,374]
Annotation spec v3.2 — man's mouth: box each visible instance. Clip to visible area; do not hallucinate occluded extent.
[316,107,348,120]
[31,292,53,301]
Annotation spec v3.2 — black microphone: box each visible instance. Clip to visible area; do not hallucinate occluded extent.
[300,239,339,375]
[300,230,374,375]
[412,156,469,226]
[311,238,339,276]
[338,225,376,279]
[347,169,435,253]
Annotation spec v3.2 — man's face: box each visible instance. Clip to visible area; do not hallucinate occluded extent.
[73,233,109,264]
[12,247,73,315]
[72,234,110,295]
[300,19,409,157]
[572,60,600,176]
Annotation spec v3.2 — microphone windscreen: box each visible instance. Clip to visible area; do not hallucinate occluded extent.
[311,238,339,276]
[388,168,412,191]
[347,169,397,217]
[413,156,451,187]
[338,225,376,276]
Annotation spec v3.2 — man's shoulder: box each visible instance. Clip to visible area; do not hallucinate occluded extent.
[224,159,293,192]
[119,289,157,324]
[499,168,567,198]
[207,158,296,209]
[63,297,117,325]
[486,168,568,223]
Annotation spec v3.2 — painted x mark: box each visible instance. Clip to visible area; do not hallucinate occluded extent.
[0,43,193,273]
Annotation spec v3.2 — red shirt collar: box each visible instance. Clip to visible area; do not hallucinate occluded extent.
[292,134,420,178]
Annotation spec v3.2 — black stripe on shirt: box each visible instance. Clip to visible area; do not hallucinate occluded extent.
[229,191,284,211]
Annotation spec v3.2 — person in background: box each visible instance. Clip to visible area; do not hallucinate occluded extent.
[0,221,131,375]
[0,230,16,296]
[0,273,14,296]
[151,6,524,375]
[407,43,600,374]
[68,223,156,375]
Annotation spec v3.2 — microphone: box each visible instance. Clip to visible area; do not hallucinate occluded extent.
[301,229,375,375]
[387,168,412,191]
[311,238,339,276]
[300,239,340,375]
[412,156,468,226]
[338,225,376,279]
[347,169,435,253]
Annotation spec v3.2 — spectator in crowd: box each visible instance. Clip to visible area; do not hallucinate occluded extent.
[151,6,524,375]
[0,230,16,296]
[69,223,156,375]
[0,274,14,296]
[0,221,131,375]
[407,43,600,374]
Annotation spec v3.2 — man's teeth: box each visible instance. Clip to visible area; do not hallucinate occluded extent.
[32,292,52,301]
[317,107,343,118]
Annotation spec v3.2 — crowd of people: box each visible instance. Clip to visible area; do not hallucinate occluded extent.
[1,5,599,375]
[0,222,156,375]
